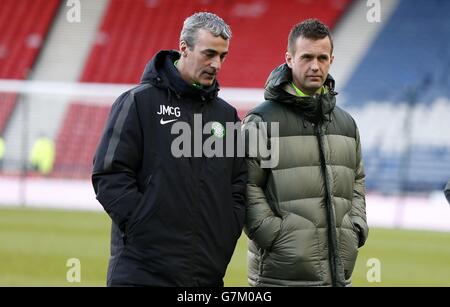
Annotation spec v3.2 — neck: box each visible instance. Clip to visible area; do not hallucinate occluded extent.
[291,82,323,97]
[175,58,204,89]
[174,58,194,85]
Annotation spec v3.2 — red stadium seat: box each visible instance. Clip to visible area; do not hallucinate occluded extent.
[54,103,110,179]
[0,0,59,134]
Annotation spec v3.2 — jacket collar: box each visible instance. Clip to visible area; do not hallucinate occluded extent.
[264,63,337,122]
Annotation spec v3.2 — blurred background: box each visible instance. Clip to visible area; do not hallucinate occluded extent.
[0,0,449,286]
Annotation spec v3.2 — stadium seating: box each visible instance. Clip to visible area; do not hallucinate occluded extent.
[55,0,351,178]
[53,103,110,179]
[342,0,450,192]
[0,0,59,134]
[343,0,450,105]
[3,0,446,194]
[81,0,351,87]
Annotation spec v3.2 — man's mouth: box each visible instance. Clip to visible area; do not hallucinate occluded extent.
[203,72,216,79]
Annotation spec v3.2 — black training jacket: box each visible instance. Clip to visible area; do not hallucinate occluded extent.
[92,50,247,286]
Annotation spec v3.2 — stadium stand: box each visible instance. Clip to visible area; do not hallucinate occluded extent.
[343,0,450,105]
[54,103,110,178]
[0,0,59,134]
[1,0,447,195]
[342,0,450,192]
[81,0,351,86]
[55,0,351,178]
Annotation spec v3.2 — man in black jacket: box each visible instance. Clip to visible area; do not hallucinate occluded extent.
[92,12,247,287]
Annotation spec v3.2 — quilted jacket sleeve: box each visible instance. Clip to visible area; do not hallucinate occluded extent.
[351,127,369,247]
[243,114,282,250]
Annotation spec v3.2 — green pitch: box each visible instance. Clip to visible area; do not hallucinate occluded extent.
[1,207,449,286]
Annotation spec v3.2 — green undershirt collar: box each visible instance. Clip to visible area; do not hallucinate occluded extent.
[174,60,203,89]
[291,82,327,97]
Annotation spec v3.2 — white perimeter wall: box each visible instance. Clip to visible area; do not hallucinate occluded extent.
[0,176,449,232]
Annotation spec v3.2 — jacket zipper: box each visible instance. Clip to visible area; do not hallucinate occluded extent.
[188,101,206,286]
[315,124,340,287]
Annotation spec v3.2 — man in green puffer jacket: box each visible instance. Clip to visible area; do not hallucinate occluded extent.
[243,19,368,287]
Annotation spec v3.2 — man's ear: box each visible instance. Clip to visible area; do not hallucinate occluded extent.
[285,51,293,68]
[179,41,188,57]
[330,55,334,65]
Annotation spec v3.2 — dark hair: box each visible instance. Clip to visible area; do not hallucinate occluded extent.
[287,18,333,55]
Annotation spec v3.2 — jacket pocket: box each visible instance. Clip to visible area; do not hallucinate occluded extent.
[264,213,322,281]
[340,217,359,279]
[350,219,361,247]
[125,174,160,237]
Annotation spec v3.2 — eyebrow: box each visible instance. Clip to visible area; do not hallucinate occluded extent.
[300,52,329,58]
[202,49,228,56]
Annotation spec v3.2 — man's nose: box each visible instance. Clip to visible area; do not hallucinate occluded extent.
[210,56,221,70]
[310,59,319,71]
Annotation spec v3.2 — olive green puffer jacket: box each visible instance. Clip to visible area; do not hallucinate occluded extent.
[243,64,368,287]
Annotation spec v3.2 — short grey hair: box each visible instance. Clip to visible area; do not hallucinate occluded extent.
[180,12,232,49]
